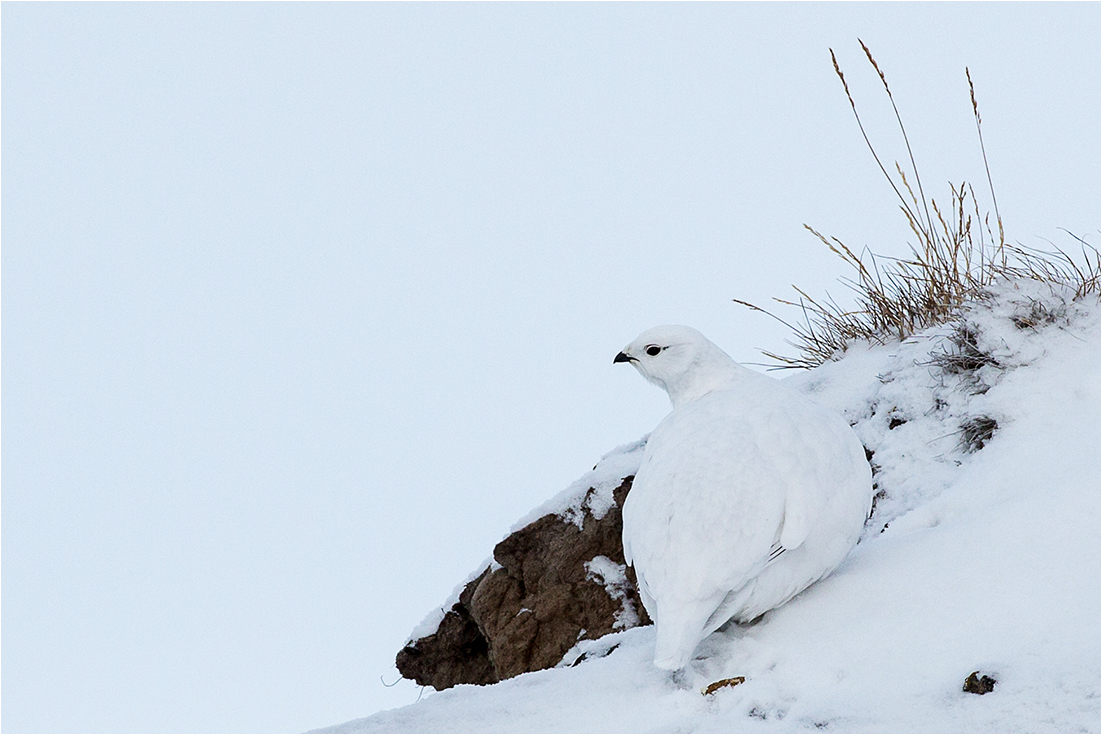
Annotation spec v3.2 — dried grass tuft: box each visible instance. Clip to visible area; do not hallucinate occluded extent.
[737,42,1100,370]
[928,323,997,376]
[1010,297,1067,331]
[959,416,999,453]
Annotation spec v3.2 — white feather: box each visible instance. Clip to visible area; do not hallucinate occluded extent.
[616,325,873,670]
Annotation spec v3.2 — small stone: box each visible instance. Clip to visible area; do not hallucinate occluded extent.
[702,676,746,695]
[963,670,997,695]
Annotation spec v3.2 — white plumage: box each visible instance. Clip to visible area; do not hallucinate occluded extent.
[615,325,872,671]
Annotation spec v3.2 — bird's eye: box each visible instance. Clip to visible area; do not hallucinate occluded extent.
[646,345,662,356]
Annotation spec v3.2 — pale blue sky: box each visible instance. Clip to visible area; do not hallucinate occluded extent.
[3,3,1098,732]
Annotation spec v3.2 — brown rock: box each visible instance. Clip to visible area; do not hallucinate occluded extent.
[395,474,651,690]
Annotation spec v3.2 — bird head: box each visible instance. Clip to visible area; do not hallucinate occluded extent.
[614,325,747,407]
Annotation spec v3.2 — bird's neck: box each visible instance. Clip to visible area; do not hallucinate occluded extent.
[663,350,759,408]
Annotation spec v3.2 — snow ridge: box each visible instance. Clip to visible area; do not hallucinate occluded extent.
[510,437,647,532]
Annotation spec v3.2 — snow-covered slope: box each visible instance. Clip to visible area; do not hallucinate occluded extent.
[318,280,1100,734]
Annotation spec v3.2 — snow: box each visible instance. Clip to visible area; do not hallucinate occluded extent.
[508,437,647,532]
[316,279,1100,733]
[584,556,642,632]
[405,557,497,645]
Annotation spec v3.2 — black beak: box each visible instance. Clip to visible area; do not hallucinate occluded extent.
[614,351,634,364]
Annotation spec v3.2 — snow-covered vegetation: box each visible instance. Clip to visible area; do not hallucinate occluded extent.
[317,277,1100,733]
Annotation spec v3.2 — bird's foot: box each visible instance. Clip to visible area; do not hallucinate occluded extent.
[666,668,694,690]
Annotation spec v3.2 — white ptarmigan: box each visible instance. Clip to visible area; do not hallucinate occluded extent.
[615,325,873,671]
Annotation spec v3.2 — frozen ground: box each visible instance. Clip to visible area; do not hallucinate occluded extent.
[317,280,1100,733]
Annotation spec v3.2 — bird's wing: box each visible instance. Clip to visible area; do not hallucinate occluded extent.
[624,390,789,602]
[624,386,858,603]
[774,395,859,551]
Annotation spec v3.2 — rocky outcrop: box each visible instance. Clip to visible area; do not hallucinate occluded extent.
[396,467,651,690]
[393,585,497,690]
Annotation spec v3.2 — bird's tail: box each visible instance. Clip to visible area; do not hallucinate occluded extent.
[652,593,726,671]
